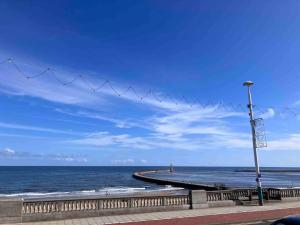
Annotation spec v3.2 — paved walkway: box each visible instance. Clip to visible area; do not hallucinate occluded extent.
[8,201,300,225]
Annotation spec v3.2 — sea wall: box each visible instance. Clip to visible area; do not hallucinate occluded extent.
[132,170,221,190]
[1,188,300,223]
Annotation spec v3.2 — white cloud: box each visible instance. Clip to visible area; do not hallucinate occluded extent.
[71,132,154,149]
[0,57,255,153]
[70,128,252,151]
[0,59,110,106]
[140,159,147,164]
[259,108,275,119]
[111,158,135,165]
[292,100,300,106]
[0,147,88,162]
[0,148,16,156]
[55,108,143,129]
[0,58,248,115]
[46,154,88,162]
[64,100,253,151]
[0,59,173,110]
[266,134,300,151]
[0,122,86,136]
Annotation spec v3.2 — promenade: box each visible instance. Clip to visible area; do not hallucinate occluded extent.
[7,201,300,225]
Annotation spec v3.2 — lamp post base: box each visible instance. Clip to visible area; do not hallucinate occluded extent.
[257,186,264,206]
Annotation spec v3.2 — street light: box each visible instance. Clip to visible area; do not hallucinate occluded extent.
[243,81,264,206]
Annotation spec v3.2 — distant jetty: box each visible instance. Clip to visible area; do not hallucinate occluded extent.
[235,169,300,173]
[132,170,225,191]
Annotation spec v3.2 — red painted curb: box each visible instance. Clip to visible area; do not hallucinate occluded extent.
[120,207,300,225]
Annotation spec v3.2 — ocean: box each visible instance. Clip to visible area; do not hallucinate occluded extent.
[1,166,300,199]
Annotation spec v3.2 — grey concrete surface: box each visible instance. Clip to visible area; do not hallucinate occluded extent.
[0,198,23,224]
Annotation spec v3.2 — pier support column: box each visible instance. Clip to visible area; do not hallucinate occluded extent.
[189,190,208,209]
[0,198,23,224]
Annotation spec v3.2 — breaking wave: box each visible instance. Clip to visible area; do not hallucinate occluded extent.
[0,186,184,199]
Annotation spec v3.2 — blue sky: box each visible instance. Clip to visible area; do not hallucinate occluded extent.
[1,0,300,166]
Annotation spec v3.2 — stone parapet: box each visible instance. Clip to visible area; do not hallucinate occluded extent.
[189,190,208,209]
[0,198,23,224]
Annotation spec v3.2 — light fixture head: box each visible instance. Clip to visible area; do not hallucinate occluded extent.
[243,81,254,87]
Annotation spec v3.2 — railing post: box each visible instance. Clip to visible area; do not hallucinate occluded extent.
[279,190,283,200]
[265,189,270,200]
[57,201,63,212]
[0,198,23,224]
[248,190,252,201]
[162,197,166,206]
[189,190,208,209]
[129,198,134,208]
[220,192,224,201]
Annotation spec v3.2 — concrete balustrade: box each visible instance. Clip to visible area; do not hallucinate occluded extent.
[21,194,190,222]
[2,188,300,223]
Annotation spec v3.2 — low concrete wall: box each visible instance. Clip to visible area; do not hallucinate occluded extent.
[0,198,23,224]
[281,197,300,202]
[208,200,236,208]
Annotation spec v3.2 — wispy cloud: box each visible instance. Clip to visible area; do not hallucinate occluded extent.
[0,58,244,113]
[0,60,106,106]
[0,147,88,162]
[55,108,143,129]
[292,100,300,107]
[0,57,254,153]
[66,102,252,151]
[148,105,245,136]
[0,148,15,156]
[111,158,135,165]
[71,132,154,150]
[111,158,148,165]
[266,134,300,151]
[259,108,275,119]
[70,129,251,151]
[0,122,86,136]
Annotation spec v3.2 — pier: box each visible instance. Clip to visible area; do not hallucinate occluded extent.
[132,170,222,191]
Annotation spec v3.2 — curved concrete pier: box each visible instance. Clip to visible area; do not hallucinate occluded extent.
[133,170,223,191]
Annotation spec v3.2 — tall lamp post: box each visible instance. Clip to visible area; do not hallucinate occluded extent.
[243,81,264,206]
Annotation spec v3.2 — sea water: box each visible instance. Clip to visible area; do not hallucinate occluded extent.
[1,166,299,199]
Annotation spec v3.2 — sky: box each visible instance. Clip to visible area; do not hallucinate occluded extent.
[1,0,300,166]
